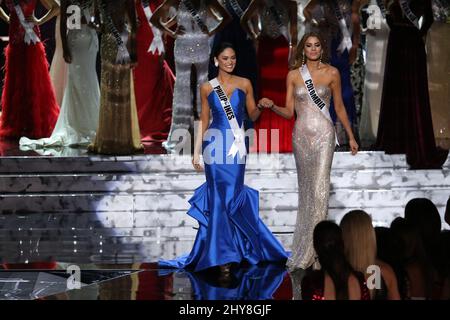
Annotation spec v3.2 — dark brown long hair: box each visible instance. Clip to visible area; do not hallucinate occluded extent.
[313,220,355,300]
[291,32,329,70]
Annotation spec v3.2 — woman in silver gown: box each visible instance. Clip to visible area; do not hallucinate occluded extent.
[259,32,359,271]
[151,0,231,151]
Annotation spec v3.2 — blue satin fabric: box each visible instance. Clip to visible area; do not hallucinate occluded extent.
[159,88,288,272]
[187,264,287,300]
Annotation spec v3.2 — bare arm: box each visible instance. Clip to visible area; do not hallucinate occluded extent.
[303,0,319,25]
[420,0,433,37]
[60,0,71,63]
[244,79,262,121]
[349,0,362,65]
[34,0,60,25]
[240,0,262,40]
[126,0,138,64]
[284,0,298,68]
[206,0,232,36]
[329,67,358,154]
[150,0,178,38]
[0,0,10,24]
[260,70,296,119]
[379,260,401,300]
[193,84,211,171]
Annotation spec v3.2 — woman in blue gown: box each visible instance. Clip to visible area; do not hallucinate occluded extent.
[159,42,288,273]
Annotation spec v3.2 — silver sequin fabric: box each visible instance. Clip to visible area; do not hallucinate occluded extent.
[286,83,335,271]
[164,0,210,150]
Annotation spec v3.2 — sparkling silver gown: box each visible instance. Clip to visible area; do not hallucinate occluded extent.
[163,0,210,151]
[286,83,335,271]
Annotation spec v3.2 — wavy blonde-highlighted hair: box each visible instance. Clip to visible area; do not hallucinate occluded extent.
[340,210,377,275]
[291,32,329,70]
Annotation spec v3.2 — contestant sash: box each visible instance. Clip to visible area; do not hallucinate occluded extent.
[399,0,420,29]
[183,0,209,33]
[229,0,244,18]
[209,78,247,159]
[142,2,165,54]
[99,0,131,64]
[300,65,339,146]
[331,0,352,54]
[13,0,40,44]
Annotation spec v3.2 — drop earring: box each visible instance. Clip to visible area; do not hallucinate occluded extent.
[302,52,305,65]
[214,60,219,67]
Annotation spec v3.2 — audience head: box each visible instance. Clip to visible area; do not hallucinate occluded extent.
[404,198,441,240]
[340,210,377,274]
[313,220,353,300]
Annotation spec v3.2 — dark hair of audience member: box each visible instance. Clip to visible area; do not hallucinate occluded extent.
[313,220,354,300]
[391,217,434,299]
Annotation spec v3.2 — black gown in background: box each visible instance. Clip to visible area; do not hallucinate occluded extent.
[208,0,257,130]
[375,0,448,169]
[208,0,257,92]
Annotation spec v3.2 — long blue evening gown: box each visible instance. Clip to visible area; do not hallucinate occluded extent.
[159,87,288,272]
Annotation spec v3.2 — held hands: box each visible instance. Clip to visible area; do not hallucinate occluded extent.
[257,98,274,110]
[349,138,359,155]
[192,154,204,172]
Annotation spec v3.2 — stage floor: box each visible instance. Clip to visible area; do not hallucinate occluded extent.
[0,262,295,300]
[0,139,168,157]
[0,138,449,301]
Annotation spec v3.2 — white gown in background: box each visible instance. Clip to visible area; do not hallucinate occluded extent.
[20,24,100,149]
[50,14,68,107]
[426,0,450,150]
[358,0,389,148]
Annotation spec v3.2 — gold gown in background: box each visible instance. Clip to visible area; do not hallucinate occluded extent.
[89,32,143,155]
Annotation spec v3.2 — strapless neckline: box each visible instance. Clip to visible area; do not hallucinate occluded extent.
[208,87,245,101]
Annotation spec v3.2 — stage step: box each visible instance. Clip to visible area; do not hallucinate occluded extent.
[0,151,448,263]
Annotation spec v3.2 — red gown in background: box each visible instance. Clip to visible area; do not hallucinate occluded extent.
[255,36,294,153]
[133,0,175,143]
[0,0,59,139]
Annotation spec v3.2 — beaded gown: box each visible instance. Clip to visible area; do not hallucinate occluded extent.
[286,80,335,271]
[89,0,143,155]
[163,0,211,151]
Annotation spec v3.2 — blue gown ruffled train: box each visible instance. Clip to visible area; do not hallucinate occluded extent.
[159,87,288,272]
